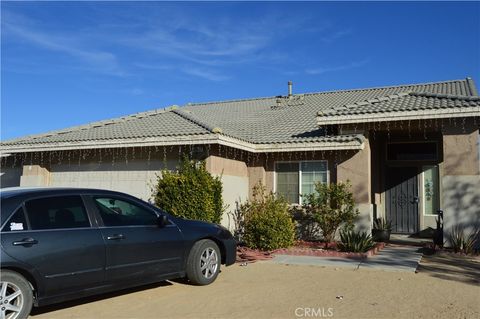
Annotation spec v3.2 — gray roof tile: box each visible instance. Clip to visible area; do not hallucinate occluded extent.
[1,78,477,150]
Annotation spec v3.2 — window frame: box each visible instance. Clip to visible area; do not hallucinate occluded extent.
[274,160,329,205]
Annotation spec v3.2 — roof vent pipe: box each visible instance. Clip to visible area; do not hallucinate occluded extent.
[288,81,293,97]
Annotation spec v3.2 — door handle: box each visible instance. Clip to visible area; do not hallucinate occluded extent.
[412,197,419,204]
[13,238,38,246]
[107,234,125,240]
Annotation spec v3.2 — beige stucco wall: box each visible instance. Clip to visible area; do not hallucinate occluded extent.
[442,125,479,176]
[337,140,371,204]
[336,138,372,231]
[20,165,51,187]
[441,123,479,245]
[48,159,176,201]
[442,175,480,248]
[205,155,249,229]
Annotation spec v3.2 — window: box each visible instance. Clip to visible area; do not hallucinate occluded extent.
[275,161,328,204]
[94,197,158,226]
[422,166,440,215]
[25,196,90,230]
[387,142,438,161]
[2,207,28,232]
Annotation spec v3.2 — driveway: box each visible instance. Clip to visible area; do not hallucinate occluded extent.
[31,260,479,319]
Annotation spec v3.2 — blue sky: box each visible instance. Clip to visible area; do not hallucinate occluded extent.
[1,1,479,140]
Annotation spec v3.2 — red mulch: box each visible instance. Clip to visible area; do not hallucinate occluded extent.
[236,241,386,263]
[236,246,274,263]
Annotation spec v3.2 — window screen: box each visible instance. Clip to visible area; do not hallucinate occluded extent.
[301,162,328,203]
[276,163,299,204]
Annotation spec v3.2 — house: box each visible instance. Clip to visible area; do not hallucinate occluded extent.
[1,78,479,241]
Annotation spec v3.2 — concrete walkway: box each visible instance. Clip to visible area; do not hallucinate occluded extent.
[272,245,424,272]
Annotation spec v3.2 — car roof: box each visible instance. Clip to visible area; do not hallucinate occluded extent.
[0,187,124,199]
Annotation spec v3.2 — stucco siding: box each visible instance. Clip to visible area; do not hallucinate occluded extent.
[442,175,480,248]
[48,159,173,201]
[205,155,249,229]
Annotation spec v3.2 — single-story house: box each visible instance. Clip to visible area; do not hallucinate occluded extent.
[1,78,479,240]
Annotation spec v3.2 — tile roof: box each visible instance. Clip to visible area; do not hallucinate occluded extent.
[2,109,214,146]
[318,92,480,124]
[1,78,478,152]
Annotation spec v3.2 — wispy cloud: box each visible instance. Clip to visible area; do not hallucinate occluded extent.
[2,6,359,82]
[2,11,125,76]
[181,67,230,82]
[305,59,370,75]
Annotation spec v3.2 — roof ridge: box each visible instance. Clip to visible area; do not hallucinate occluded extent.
[171,109,218,133]
[185,78,471,107]
[304,78,470,97]
[409,92,480,101]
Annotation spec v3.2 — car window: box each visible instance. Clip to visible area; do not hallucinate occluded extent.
[25,196,91,230]
[94,197,158,226]
[1,207,28,232]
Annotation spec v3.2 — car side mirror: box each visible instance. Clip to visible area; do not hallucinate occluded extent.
[157,215,168,228]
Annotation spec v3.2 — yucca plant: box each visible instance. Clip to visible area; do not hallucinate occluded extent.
[338,230,375,253]
[449,227,479,254]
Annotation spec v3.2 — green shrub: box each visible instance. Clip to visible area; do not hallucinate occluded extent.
[152,158,224,224]
[449,227,479,254]
[302,181,359,248]
[241,183,295,251]
[338,230,375,253]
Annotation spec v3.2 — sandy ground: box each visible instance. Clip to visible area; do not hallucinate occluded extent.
[31,258,480,319]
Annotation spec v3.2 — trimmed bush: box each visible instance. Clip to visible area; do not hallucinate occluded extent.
[302,181,359,248]
[152,158,224,224]
[241,184,295,251]
[338,230,375,253]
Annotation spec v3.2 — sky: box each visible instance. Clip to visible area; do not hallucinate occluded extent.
[1,1,479,141]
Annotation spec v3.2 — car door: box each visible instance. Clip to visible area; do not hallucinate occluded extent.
[88,195,184,282]
[0,195,105,296]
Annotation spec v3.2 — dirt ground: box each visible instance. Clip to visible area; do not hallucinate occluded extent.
[31,256,480,319]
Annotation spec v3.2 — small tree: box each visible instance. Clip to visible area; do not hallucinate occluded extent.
[241,183,295,251]
[302,181,359,248]
[152,158,224,224]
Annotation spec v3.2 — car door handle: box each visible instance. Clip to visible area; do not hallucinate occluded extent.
[107,234,125,240]
[13,238,38,246]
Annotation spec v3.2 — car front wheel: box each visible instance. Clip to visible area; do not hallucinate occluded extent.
[0,270,33,319]
[186,239,221,285]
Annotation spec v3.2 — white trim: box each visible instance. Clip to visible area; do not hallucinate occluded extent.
[274,160,329,204]
[317,107,480,125]
[1,134,365,154]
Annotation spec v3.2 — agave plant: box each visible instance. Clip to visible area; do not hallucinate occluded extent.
[449,227,479,254]
[338,230,375,253]
[373,218,393,231]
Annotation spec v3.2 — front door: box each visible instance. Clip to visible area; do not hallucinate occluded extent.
[386,167,419,233]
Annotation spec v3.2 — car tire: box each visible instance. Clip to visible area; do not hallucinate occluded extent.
[0,270,33,319]
[186,239,221,285]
